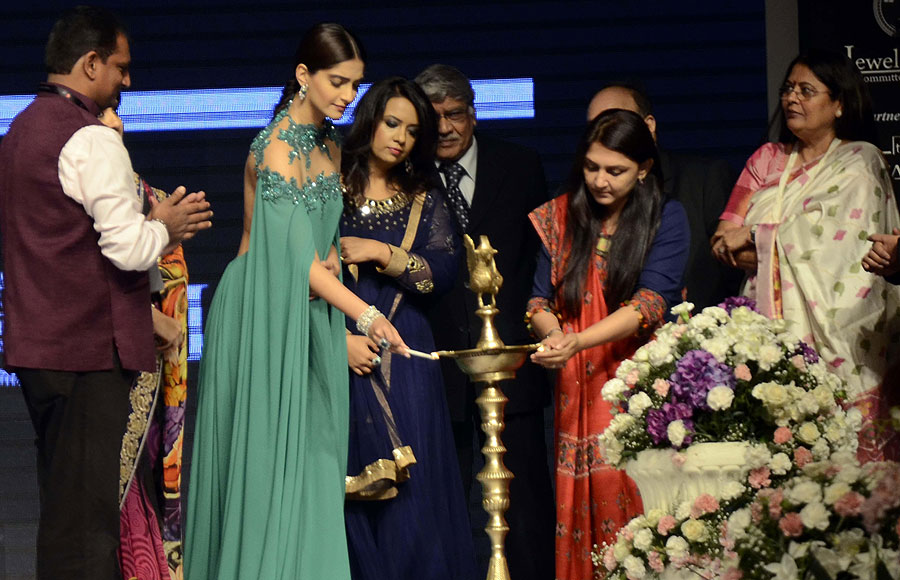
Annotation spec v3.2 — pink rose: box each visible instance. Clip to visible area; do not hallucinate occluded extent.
[648,551,664,573]
[790,354,806,370]
[603,547,617,571]
[734,364,751,381]
[723,568,744,580]
[794,447,813,468]
[758,488,784,518]
[778,512,803,537]
[652,378,670,398]
[773,427,793,445]
[691,493,720,518]
[623,528,634,541]
[657,514,677,536]
[625,369,640,385]
[834,491,865,517]
[748,467,772,489]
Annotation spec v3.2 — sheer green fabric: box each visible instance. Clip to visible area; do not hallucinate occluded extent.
[185,109,350,579]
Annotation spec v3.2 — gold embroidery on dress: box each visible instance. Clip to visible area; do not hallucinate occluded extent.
[345,445,417,500]
[415,279,435,293]
[407,254,425,273]
[119,362,162,506]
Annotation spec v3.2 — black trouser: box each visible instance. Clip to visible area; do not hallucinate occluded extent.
[454,406,556,580]
[17,357,133,580]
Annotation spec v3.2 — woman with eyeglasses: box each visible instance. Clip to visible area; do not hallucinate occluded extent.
[711,48,900,462]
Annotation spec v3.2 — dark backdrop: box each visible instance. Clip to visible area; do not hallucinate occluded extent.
[0,1,767,577]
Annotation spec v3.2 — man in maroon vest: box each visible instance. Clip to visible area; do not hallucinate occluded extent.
[0,7,212,579]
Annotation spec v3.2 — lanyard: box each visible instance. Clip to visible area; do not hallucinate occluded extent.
[37,83,93,115]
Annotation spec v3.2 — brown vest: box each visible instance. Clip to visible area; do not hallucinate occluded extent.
[0,86,155,372]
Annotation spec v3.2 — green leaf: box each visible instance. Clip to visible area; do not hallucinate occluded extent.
[849,262,861,273]
[827,185,839,193]
[875,186,883,198]
[872,210,881,223]
[827,205,839,217]
[858,230,869,240]
[811,224,824,237]
[833,281,845,295]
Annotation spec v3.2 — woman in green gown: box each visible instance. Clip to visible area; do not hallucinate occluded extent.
[185,24,407,580]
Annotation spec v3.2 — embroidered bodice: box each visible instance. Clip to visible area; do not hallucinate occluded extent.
[250,106,343,212]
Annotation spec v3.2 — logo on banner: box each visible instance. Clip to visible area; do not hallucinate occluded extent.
[874,0,900,37]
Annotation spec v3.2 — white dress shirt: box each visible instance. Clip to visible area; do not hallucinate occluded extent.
[58,125,168,271]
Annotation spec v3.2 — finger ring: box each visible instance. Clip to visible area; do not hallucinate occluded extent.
[371,356,381,366]
[379,338,391,349]
[717,247,725,254]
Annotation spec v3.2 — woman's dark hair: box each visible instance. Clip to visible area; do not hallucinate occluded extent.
[341,77,438,205]
[770,48,876,144]
[273,22,365,118]
[557,109,663,319]
[45,6,127,75]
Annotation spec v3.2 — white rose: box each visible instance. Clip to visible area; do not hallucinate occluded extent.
[667,420,687,448]
[769,452,792,475]
[633,345,650,363]
[645,508,664,527]
[671,301,695,317]
[823,482,851,505]
[602,378,629,402]
[680,519,708,542]
[616,360,638,380]
[810,438,830,460]
[633,528,654,551]
[811,386,836,411]
[700,337,730,362]
[757,344,783,370]
[746,443,773,469]
[687,312,716,330]
[608,413,637,435]
[786,479,822,505]
[845,407,863,431]
[613,537,631,562]
[721,480,746,501]
[727,509,751,540]
[706,385,735,410]
[623,555,646,579]
[800,501,830,531]
[834,463,861,486]
[665,535,689,560]
[797,422,821,445]
[648,341,675,366]
[628,392,653,417]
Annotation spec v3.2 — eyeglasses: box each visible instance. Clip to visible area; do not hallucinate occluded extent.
[435,108,471,124]
[779,83,829,101]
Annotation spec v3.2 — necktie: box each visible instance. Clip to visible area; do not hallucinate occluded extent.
[440,161,470,232]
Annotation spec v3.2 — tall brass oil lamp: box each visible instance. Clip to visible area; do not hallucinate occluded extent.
[432,235,541,580]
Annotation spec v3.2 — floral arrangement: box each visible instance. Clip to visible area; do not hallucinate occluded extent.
[724,452,900,579]
[595,299,868,579]
[598,299,856,467]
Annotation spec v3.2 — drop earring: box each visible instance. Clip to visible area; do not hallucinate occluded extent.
[297,83,308,103]
[836,109,843,118]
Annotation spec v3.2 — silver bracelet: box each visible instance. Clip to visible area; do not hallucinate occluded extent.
[356,305,384,337]
[543,328,562,340]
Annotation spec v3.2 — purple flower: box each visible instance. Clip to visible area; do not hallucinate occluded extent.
[680,419,695,447]
[717,296,758,314]
[793,341,819,364]
[646,409,669,445]
[669,350,735,410]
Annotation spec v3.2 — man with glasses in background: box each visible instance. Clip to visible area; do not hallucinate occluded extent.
[415,64,554,580]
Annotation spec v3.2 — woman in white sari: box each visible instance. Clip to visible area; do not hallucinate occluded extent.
[711,49,900,462]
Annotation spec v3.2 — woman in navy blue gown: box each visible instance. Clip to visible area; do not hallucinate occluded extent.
[339,77,476,579]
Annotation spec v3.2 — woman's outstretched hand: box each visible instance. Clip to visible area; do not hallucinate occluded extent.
[531,331,580,369]
[368,316,409,356]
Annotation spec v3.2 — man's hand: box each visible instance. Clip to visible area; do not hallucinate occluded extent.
[148,186,213,254]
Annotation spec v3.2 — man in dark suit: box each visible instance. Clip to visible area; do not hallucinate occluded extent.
[416,64,554,580]
[588,83,742,309]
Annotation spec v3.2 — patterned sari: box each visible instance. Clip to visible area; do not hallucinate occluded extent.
[528,194,682,580]
[118,176,189,580]
[739,140,900,461]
